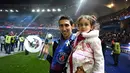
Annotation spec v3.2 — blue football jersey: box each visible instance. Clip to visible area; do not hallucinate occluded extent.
[51,34,75,71]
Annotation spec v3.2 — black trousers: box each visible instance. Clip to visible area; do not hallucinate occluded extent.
[1,44,5,51]
[50,69,63,73]
[5,43,11,54]
[112,54,120,66]
[50,68,67,73]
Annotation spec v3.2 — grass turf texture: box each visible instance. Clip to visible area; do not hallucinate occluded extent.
[0,45,53,73]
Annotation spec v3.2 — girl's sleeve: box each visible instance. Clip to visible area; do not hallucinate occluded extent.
[90,38,105,73]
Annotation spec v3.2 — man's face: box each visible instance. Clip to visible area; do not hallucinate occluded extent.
[59,19,73,39]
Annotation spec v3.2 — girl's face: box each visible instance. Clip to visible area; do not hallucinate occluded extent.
[59,19,74,39]
[77,18,93,32]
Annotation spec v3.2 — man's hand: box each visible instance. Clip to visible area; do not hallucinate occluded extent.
[75,66,85,73]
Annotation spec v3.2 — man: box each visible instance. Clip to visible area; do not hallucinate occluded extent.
[112,39,121,66]
[18,35,25,51]
[0,35,5,52]
[5,33,12,54]
[43,15,75,73]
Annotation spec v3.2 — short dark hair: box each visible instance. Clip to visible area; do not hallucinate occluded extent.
[58,15,73,25]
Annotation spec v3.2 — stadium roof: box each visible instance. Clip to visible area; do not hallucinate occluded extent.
[0,0,130,17]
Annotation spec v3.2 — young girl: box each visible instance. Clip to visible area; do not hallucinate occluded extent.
[67,15,104,73]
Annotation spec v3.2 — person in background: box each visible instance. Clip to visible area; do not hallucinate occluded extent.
[11,35,15,52]
[67,15,104,73]
[112,39,121,66]
[14,33,19,48]
[18,35,25,51]
[5,33,12,54]
[101,38,107,58]
[111,38,115,55]
[0,35,5,52]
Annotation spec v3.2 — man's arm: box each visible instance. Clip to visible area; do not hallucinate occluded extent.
[46,41,58,64]
[46,54,53,64]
